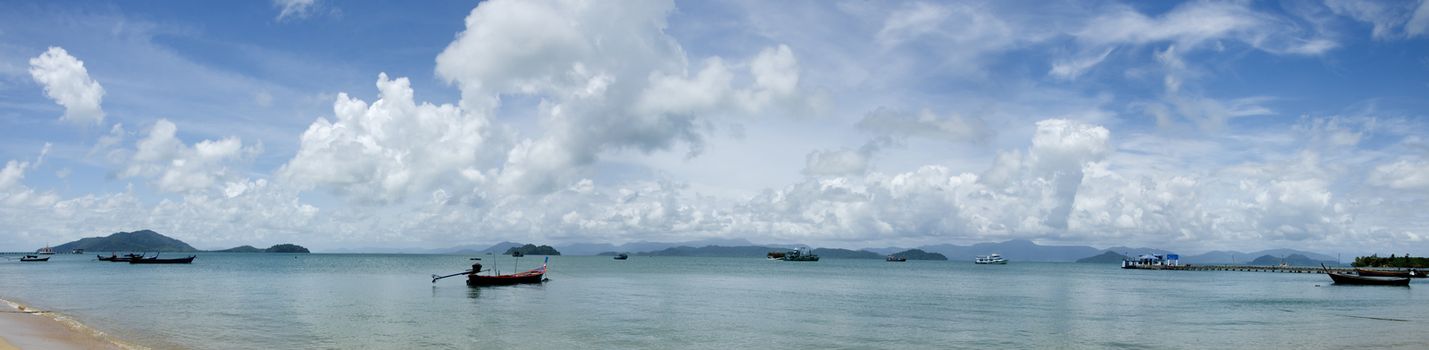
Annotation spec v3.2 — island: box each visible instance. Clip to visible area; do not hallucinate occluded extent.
[887,249,948,260]
[1248,254,1335,266]
[1076,251,1129,264]
[216,244,311,253]
[504,244,561,256]
[54,229,199,252]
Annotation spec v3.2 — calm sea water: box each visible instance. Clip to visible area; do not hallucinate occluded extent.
[2,253,1427,349]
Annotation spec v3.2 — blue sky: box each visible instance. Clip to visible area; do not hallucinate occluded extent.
[1,0,1428,255]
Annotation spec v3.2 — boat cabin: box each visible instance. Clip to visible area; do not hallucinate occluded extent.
[1122,254,1179,268]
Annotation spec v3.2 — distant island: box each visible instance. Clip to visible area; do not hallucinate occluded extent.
[888,249,948,260]
[216,244,311,253]
[1076,251,1128,263]
[55,230,199,252]
[53,229,307,254]
[1248,254,1336,266]
[504,244,560,256]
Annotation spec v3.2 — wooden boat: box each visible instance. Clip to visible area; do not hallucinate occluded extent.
[19,255,49,262]
[1355,268,1423,278]
[613,253,628,260]
[886,255,907,262]
[468,257,547,287]
[129,255,196,264]
[98,253,146,262]
[1327,272,1410,286]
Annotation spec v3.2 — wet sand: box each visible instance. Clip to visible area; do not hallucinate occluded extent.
[0,298,127,350]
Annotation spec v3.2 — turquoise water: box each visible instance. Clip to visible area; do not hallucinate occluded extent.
[2,253,1428,349]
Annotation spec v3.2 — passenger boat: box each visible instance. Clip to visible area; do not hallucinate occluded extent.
[19,255,49,262]
[613,253,628,260]
[974,253,1007,264]
[36,245,55,255]
[886,255,907,262]
[129,255,196,264]
[778,248,819,262]
[468,257,547,287]
[767,251,786,260]
[1354,268,1423,278]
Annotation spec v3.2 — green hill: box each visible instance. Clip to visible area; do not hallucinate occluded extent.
[1249,254,1335,266]
[264,244,310,253]
[504,244,561,256]
[54,230,199,252]
[1076,251,1129,264]
[889,249,948,260]
[216,245,264,253]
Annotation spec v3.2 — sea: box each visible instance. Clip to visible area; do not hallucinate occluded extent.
[2,253,1427,349]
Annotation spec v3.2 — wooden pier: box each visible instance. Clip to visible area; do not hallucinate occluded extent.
[1124,264,1354,274]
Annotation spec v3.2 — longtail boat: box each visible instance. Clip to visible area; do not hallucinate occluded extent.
[1324,264,1409,286]
[98,253,146,262]
[129,255,196,264]
[467,257,547,287]
[1354,268,1423,278]
[19,255,49,262]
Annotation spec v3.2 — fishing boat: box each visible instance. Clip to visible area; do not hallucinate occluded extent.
[36,245,55,255]
[1327,272,1410,286]
[613,253,628,260]
[19,255,49,262]
[974,253,1007,264]
[98,253,146,262]
[886,255,907,262]
[1323,264,1409,286]
[778,248,819,262]
[129,255,196,264]
[1354,268,1423,278]
[467,257,547,287]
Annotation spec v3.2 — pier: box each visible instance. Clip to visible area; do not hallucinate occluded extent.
[1124,264,1354,274]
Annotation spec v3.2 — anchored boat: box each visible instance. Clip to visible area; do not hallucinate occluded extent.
[1324,264,1409,286]
[974,253,1007,264]
[129,255,196,264]
[19,255,49,262]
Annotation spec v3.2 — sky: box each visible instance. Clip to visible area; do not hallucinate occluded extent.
[1,0,1428,254]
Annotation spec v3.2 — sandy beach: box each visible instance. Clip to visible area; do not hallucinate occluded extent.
[0,298,129,350]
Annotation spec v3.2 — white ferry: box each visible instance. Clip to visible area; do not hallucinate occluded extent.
[974,253,1007,264]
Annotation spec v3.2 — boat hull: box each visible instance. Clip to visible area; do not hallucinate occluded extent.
[129,256,196,264]
[1354,268,1421,278]
[19,257,49,262]
[467,271,545,287]
[1328,272,1410,286]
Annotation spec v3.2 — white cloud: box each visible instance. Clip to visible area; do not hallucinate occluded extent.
[1369,159,1429,190]
[280,73,500,203]
[28,47,106,125]
[1048,48,1113,80]
[856,107,991,144]
[1325,0,1429,40]
[273,0,317,21]
[434,0,804,195]
[120,119,256,193]
[803,144,876,177]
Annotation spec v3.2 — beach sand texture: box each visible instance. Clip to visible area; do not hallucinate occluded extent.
[0,299,126,350]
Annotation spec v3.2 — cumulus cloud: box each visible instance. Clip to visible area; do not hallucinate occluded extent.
[280,73,499,203]
[28,47,106,125]
[119,119,257,193]
[434,0,803,195]
[803,142,880,177]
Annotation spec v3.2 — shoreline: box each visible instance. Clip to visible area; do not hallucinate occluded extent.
[0,297,139,350]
